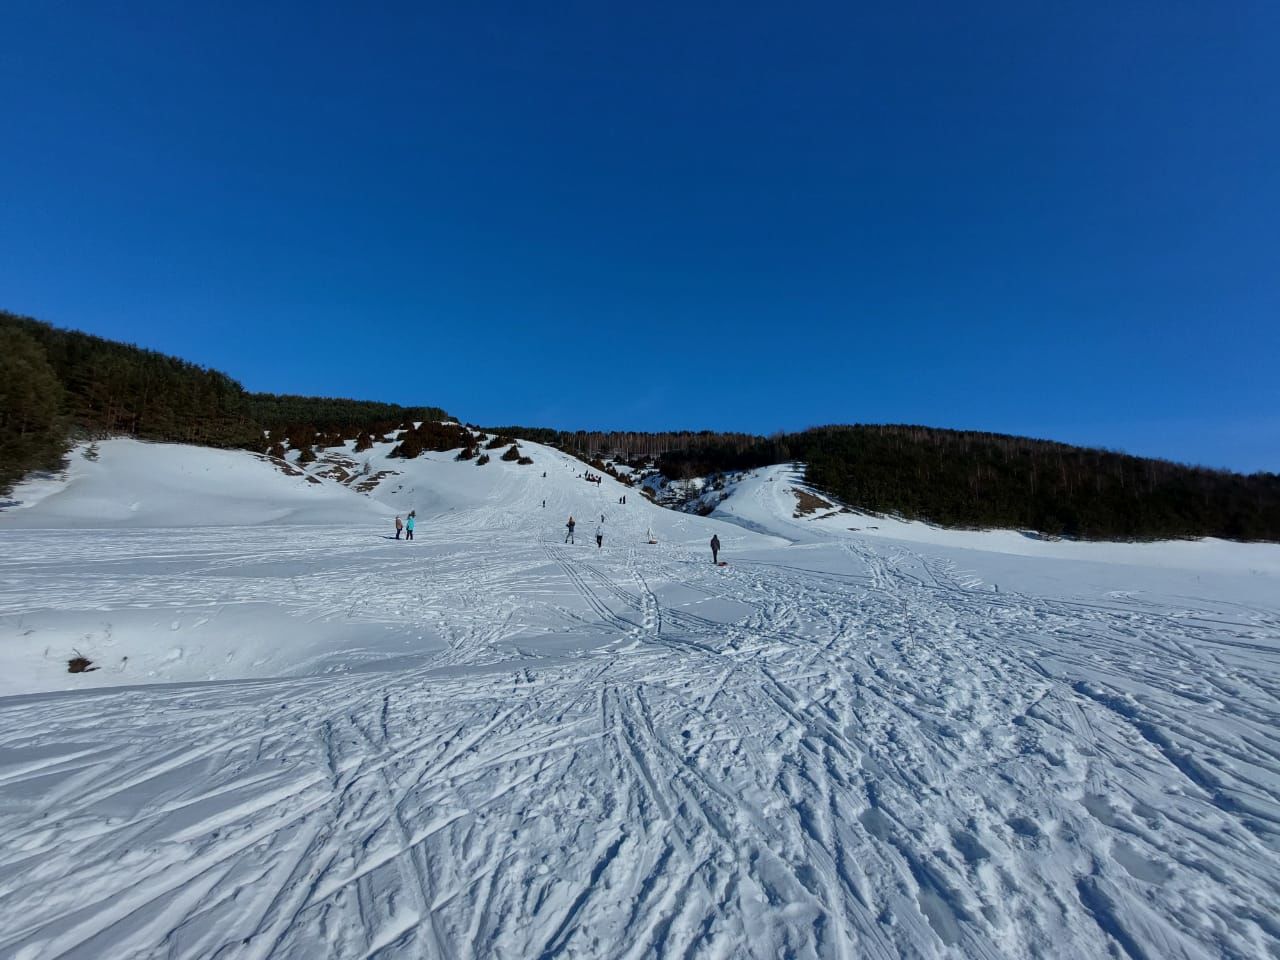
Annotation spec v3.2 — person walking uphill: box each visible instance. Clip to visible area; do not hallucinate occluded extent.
[405,512,416,541]
[710,534,721,564]
[395,516,403,540]
[596,524,604,549]
[565,515,576,544]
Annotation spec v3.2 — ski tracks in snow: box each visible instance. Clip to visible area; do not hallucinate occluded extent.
[0,523,1278,958]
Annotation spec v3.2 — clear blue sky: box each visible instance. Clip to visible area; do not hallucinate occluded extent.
[3,2,1278,472]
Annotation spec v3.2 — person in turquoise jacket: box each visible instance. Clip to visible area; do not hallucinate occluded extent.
[405,511,416,541]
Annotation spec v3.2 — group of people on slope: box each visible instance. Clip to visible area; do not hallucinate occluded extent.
[394,512,416,540]
[394,494,720,562]
[565,513,723,563]
[563,515,606,549]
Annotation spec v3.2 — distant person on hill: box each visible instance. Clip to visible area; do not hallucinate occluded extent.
[565,515,576,544]
[596,524,604,549]
[710,534,721,564]
[395,516,403,540]
[405,511,416,541]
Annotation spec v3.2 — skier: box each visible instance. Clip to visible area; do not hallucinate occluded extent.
[596,524,604,549]
[405,511,416,541]
[542,499,546,508]
[600,513,605,523]
[710,534,720,564]
[395,516,403,540]
[565,515,576,544]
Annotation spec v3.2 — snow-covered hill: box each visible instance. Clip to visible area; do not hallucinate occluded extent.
[0,437,777,693]
[1,438,1278,959]
[1,438,392,527]
[710,463,1280,575]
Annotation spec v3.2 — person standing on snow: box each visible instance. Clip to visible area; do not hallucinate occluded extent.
[710,534,721,564]
[596,524,604,549]
[395,516,403,540]
[565,515,576,544]
[405,511,416,541]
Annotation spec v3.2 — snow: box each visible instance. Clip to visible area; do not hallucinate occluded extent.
[713,464,1280,577]
[1,444,1278,958]
[2,438,391,528]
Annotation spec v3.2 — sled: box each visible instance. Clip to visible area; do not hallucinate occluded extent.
[648,539,658,545]
[716,561,728,567]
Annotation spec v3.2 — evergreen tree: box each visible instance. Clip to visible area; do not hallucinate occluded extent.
[0,327,68,491]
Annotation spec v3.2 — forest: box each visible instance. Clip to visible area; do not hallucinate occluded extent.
[800,425,1280,541]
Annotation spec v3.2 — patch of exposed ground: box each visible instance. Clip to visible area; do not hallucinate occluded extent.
[792,486,834,517]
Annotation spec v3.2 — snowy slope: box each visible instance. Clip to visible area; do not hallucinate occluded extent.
[712,463,1280,575]
[1,441,1278,959]
[2,438,391,528]
[349,438,783,551]
[0,438,776,695]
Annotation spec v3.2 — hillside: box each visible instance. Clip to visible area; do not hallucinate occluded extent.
[0,310,448,491]
[2,438,391,528]
[479,426,1280,542]
[652,427,1280,542]
[5,310,1277,542]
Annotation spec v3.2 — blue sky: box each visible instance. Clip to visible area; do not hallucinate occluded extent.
[3,2,1278,472]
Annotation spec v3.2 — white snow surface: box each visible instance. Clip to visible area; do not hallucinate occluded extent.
[2,438,392,528]
[1,446,1279,958]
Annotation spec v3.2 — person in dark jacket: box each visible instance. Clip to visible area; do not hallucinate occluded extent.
[710,534,721,564]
